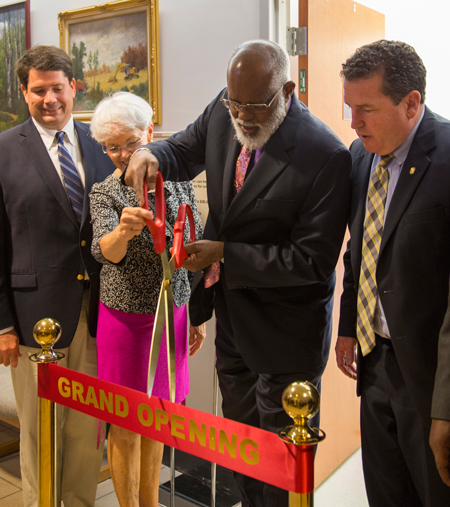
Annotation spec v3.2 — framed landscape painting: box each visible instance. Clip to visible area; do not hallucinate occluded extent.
[58,0,161,124]
[0,0,30,133]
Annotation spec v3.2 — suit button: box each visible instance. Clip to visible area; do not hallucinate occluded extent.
[81,240,87,247]
[77,274,84,281]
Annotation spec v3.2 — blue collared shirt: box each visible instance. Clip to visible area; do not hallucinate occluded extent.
[372,107,425,338]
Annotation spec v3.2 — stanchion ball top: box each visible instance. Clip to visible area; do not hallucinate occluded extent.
[282,381,320,421]
[33,318,62,348]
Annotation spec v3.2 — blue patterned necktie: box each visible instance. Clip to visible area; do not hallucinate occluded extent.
[55,131,84,225]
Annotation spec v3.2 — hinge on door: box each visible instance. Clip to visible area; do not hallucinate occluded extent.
[286,27,307,56]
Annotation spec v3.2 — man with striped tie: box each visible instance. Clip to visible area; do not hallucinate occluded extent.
[0,45,115,507]
[336,40,450,506]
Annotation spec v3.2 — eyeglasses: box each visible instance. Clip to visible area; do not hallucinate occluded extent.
[220,84,286,114]
[102,131,147,155]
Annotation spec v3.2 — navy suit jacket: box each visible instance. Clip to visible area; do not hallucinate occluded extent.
[0,117,115,348]
[338,107,450,423]
[149,91,352,374]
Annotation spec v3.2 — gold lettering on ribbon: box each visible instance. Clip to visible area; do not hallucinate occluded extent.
[54,377,261,468]
[239,438,259,465]
[115,395,129,417]
[218,430,237,458]
[189,420,206,446]
[209,426,216,450]
[138,404,154,427]
[72,381,85,403]
[171,414,185,439]
[84,386,99,409]
[99,390,114,413]
[58,377,71,398]
[155,408,169,430]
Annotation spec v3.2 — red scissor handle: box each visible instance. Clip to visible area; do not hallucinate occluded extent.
[172,203,196,270]
[143,171,166,254]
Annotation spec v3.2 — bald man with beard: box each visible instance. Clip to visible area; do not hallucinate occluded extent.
[126,40,352,506]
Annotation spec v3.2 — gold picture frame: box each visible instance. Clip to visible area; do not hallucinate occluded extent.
[0,1,30,133]
[58,0,161,124]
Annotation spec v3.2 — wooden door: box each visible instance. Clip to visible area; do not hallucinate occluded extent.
[293,0,385,487]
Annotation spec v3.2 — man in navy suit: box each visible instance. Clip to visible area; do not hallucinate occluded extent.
[126,40,352,506]
[0,46,115,507]
[337,40,450,506]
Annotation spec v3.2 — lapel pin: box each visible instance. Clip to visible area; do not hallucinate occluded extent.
[410,167,416,175]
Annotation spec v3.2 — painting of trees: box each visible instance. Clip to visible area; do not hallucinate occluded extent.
[0,1,29,133]
[121,43,147,71]
[86,49,99,88]
[59,3,160,123]
[71,41,86,81]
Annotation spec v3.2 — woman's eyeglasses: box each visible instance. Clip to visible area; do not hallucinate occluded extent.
[102,131,147,155]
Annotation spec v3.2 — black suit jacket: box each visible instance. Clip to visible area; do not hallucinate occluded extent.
[339,107,450,423]
[149,91,352,374]
[0,118,115,348]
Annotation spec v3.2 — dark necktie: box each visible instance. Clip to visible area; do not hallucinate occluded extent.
[55,131,84,225]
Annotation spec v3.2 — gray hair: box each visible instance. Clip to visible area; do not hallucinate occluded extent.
[90,92,153,143]
[228,40,290,92]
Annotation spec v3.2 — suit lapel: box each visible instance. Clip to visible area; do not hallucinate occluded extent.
[219,96,300,235]
[20,118,78,228]
[351,150,373,273]
[221,133,241,212]
[75,121,96,226]
[380,108,435,256]
[220,149,290,233]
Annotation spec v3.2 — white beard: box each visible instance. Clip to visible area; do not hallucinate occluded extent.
[229,94,288,151]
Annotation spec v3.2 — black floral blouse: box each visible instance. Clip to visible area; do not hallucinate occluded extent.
[90,174,203,314]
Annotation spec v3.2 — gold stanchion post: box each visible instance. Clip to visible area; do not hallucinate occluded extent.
[30,318,64,507]
[278,381,326,507]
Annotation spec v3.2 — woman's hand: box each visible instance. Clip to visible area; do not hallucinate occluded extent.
[100,207,153,264]
[117,207,152,241]
[189,323,206,356]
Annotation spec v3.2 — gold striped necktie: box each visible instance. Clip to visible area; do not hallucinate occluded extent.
[356,153,394,356]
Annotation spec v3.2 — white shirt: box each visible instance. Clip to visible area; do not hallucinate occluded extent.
[0,116,86,336]
[32,116,85,187]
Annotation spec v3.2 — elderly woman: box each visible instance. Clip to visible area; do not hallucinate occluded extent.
[89,92,204,507]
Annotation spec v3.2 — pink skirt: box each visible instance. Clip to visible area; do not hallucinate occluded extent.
[96,302,189,403]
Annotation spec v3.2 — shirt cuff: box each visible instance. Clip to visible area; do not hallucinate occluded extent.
[0,326,14,335]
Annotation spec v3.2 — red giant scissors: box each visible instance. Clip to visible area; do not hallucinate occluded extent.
[143,171,196,402]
